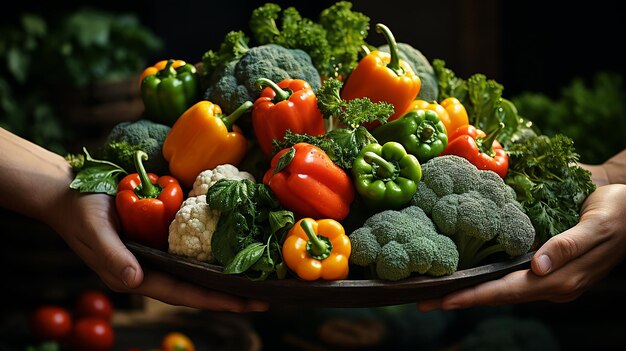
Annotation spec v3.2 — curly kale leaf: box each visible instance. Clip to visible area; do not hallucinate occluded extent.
[249,3,330,79]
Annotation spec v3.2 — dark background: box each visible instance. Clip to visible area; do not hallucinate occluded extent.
[3,0,624,99]
[1,1,625,350]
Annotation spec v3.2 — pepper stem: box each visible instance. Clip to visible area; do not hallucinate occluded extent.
[157,59,177,79]
[478,122,505,155]
[133,151,161,199]
[221,101,253,130]
[301,219,332,260]
[363,151,396,180]
[419,124,435,142]
[375,23,404,76]
[255,78,292,102]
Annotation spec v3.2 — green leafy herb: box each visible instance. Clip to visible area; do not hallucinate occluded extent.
[248,1,370,79]
[207,179,294,280]
[318,1,370,79]
[249,3,330,77]
[504,134,596,244]
[200,30,250,85]
[68,147,127,196]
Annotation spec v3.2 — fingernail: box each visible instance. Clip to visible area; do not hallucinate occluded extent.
[536,254,552,274]
[122,266,137,288]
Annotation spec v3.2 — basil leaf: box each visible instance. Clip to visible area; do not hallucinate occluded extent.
[207,179,256,212]
[268,210,295,236]
[223,242,265,274]
[68,147,127,195]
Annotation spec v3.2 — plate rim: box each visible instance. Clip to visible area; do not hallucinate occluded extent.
[126,240,534,307]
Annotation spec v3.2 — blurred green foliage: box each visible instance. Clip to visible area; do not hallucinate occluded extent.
[512,72,626,164]
[0,8,163,153]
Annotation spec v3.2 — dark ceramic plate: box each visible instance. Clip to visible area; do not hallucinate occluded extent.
[126,241,533,308]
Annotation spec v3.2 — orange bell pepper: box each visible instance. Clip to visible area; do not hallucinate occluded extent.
[406,98,469,136]
[340,23,421,129]
[162,100,252,188]
[282,218,351,281]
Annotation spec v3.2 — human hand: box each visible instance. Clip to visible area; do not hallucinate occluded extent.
[51,191,269,312]
[417,184,626,312]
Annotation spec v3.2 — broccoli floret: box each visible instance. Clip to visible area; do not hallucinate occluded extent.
[411,155,536,269]
[98,119,170,175]
[203,44,321,116]
[349,206,459,281]
[420,155,479,197]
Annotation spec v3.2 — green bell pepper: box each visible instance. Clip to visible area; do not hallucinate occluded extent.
[140,59,200,126]
[372,109,448,162]
[352,141,422,210]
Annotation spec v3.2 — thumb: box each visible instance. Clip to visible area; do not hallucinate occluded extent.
[100,236,145,290]
[530,220,597,276]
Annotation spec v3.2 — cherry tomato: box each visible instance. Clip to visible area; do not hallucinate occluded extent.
[74,290,114,321]
[71,317,115,351]
[30,305,73,342]
[162,331,195,351]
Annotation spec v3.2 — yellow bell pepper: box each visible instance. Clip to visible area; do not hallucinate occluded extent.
[440,97,470,135]
[162,100,252,188]
[282,218,351,281]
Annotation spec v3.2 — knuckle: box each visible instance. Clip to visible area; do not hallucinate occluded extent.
[550,235,580,260]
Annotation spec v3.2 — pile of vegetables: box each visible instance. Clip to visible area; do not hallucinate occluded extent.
[65,1,596,283]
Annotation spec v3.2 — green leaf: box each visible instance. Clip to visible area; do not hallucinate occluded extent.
[207,179,256,212]
[21,14,46,37]
[223,243,265,274]
[274,147,295,173]
[68,147,127,195]
[268,210,295,236]
[7,47,29,83]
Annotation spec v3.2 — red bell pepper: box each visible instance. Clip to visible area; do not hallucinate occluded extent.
[252,78,326,159]
[263,143,355,221]
[441,123,509,178]
[116,151,183,251]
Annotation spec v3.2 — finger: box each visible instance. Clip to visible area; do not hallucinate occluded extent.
[131,270,270,312]
[531,218,607,276]
[63,194,145,290]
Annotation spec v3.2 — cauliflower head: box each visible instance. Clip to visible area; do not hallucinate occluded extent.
[168,195,220,262]
[188,164,255,197]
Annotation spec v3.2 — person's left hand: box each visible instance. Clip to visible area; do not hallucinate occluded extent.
[416,184,626,311]
[50,191,269,312]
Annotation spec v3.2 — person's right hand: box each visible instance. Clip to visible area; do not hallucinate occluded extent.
[417,183,626,311]
[52,191,269,312]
